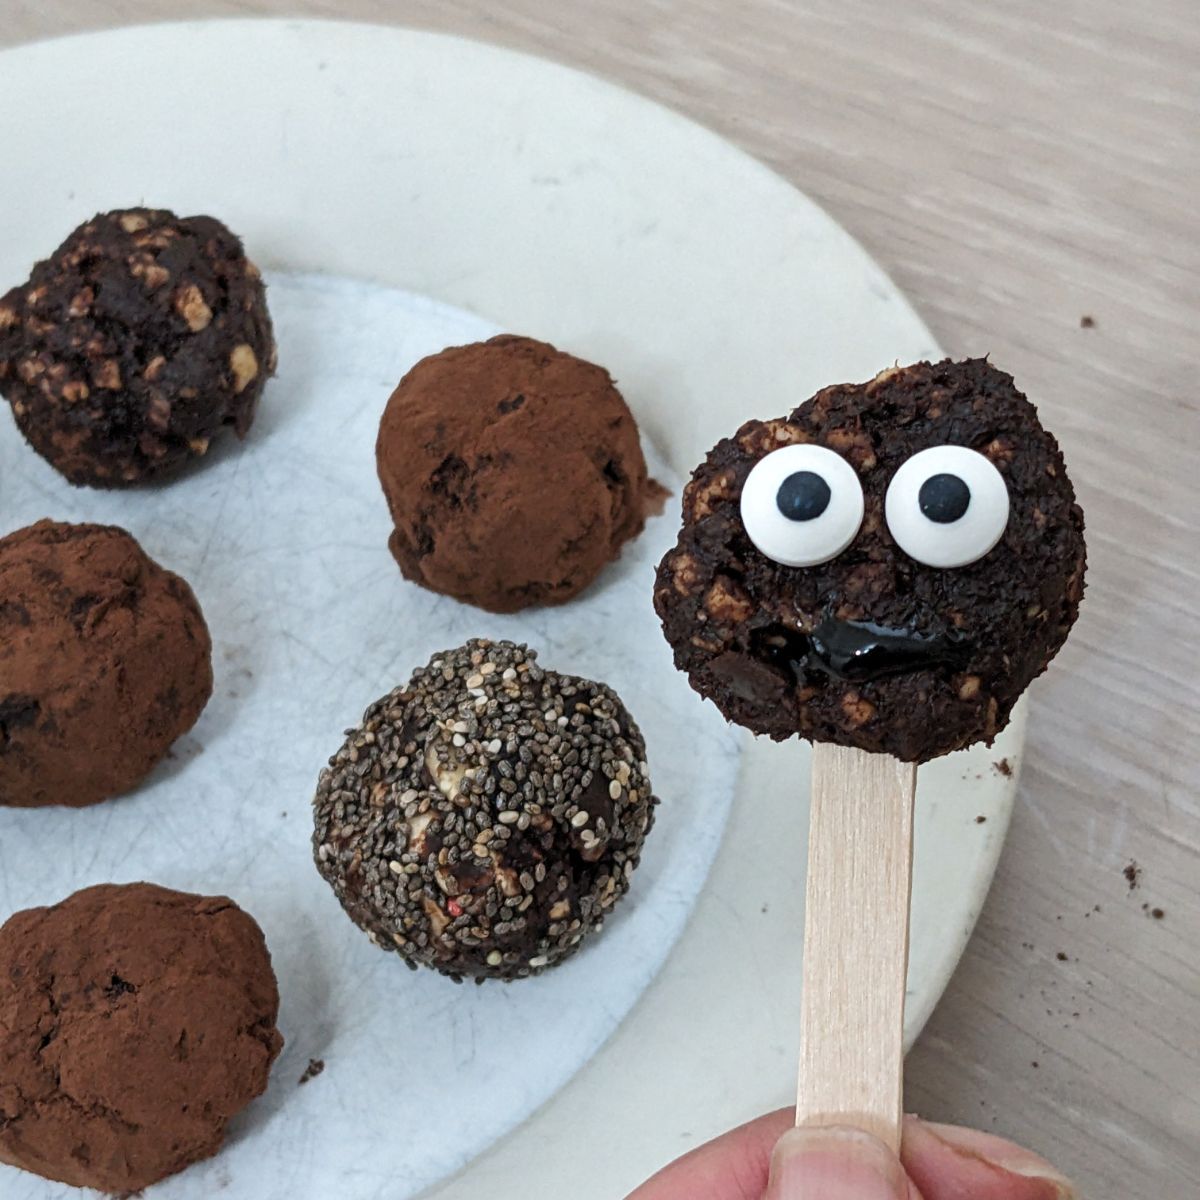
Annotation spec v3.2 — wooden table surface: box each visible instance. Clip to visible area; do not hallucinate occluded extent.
[6,3,1198,1198]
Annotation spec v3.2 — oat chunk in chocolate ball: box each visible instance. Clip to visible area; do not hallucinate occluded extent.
[654,359,1086,762]
[376,335,659,613]
[0,207,276,486]
[312,639,657,981]
[0,519,212,807]
[0,883,282,1194]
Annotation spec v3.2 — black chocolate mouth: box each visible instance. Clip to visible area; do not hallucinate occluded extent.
[750,618,968,684]
[807,617,968,681]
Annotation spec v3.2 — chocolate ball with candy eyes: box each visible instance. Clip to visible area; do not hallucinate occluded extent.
[653,358,1086,762]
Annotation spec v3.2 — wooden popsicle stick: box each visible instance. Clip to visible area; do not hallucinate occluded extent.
[795,742,918,1153]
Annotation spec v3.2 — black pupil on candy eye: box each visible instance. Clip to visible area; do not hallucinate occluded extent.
[776,471,831,522]
[919,473,971,523]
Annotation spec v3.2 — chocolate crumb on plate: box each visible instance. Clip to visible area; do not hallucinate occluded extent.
[298,1059,325,1085]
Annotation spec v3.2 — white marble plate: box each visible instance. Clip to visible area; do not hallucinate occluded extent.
[0,20,1023,1199]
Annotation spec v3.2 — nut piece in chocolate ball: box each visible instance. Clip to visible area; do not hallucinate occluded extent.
[0,883,283,1194]
[0,207,276,486]
[654,359,1086,762]
[312,639,658,981]
[0,519,213,807]
[376,335,660,613]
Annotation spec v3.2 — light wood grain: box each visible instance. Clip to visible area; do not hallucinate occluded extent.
[798,746,918,1150]
[4,4,1198,1199]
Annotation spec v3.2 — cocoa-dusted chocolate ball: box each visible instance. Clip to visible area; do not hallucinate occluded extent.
[0,519,212,807]
[655,359,1086,762]
[376,335,658,613]
[313,639,657,981]
[0,207,276,486]
[0,883,283,1194]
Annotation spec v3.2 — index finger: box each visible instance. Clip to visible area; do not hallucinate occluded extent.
[625,1108,794,1200]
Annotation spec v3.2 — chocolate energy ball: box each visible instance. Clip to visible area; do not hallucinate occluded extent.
[0,519,213,807]
[0,883,283,1194]
[376,335,658,613]
[0,207,276,486]
[313,639,657,981]
[655,359,1086,762]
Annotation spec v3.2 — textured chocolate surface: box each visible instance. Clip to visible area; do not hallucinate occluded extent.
[0,519,212,807]
[313,639,657,981]
[0,883,282,1193]
[0,207,276,486]
[654,359,1086,762]
[376,335,656,613]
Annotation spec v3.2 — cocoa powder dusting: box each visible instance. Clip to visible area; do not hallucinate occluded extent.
[0,519,212,807]
[377,335,658,613]
[0,883,282,1193]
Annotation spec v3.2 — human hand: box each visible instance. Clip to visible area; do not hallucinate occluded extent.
[627,1109,1076,1200]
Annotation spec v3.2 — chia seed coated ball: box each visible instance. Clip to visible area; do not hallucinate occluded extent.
[0,519,213,807]
[0,207,276,486]
[655,359,1086,762]
[0,883,283,1194]
[312,639,658,981]
[376,335,661,613]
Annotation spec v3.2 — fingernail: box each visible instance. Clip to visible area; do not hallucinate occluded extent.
[766,1126,907,1200]
[911,1118,1077,1198]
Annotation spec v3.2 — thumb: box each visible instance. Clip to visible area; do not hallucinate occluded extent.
[765,1126,916,1200]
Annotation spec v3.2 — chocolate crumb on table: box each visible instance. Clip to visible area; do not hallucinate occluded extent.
[1056,951,1069,961]
[975,815,987,824]
[1124,860,1142,890]
[1080,315,1096,328]
[994,757,1013,776]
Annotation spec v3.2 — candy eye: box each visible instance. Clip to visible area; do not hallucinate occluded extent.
[884,445,1009,568]
[740,444,865,567]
